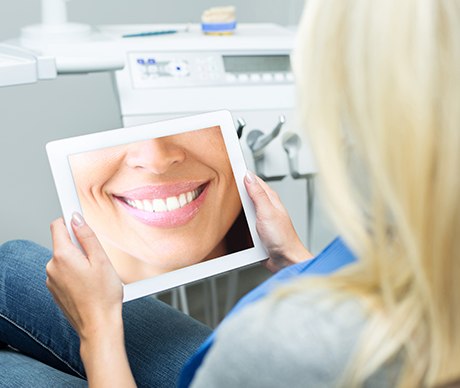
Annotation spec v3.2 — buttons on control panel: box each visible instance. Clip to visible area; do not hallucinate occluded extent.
[165,61,190,77]
[237,73,249,82]
[262,73,273,82]
[135,56,191,79]
[224,72,294,84]
[130,53,294,88]
[225,73,237,82]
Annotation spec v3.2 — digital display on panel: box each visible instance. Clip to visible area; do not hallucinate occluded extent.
[223,55,291,73]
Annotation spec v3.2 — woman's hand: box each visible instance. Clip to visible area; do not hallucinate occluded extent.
[47,213,136,387]
[46,213,123,341]
[244,171,313,273]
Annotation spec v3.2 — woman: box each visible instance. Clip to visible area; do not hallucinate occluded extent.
[1,0,459,386]
[69,125,252,283]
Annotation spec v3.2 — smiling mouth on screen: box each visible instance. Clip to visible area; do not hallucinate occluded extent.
[113,182,209,228]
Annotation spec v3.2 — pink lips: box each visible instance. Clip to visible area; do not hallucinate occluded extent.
[114,182,209,228]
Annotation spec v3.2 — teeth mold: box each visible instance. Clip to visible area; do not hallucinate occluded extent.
[201,6,237,35]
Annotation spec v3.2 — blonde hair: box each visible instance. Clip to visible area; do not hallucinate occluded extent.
[291,0,460,386]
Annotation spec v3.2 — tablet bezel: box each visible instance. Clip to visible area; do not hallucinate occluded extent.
[46,110,267,302]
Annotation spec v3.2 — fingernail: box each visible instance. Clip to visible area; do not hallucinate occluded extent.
[245,170,256,184]
[71,212,85,227]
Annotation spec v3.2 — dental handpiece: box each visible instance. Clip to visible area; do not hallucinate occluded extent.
[282,132,301,179]
[247,115,285,159]
[282,131,315,247]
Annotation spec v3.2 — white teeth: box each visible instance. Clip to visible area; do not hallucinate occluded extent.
[178,193,187,207]
[123,187,203,213]
[166,196,180,211]
[152,198,167,212]
[143,200,153,212]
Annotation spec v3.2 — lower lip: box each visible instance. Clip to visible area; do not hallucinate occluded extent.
[115,185,209,228]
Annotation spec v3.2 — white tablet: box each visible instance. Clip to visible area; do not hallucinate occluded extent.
[46,110,267,302]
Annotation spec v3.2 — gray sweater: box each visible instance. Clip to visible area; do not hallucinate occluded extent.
[191,289,401,387]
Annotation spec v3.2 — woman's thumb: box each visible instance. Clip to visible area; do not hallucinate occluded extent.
[71,212,107,263]
[244,171,272,215]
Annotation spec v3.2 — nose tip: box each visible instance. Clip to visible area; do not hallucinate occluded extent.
[125,138,186,174]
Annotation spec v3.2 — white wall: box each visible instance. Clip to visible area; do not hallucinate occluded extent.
[0,1,305,247]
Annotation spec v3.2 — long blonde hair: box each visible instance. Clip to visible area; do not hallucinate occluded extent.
[291,0,460,385]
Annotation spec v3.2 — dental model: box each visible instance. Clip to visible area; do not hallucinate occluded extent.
[201,6,237,35]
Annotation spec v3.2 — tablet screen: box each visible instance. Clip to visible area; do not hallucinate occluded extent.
[68,125,254,285]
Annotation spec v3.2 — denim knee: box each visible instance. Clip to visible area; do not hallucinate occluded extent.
[0,240,52,286]
[0,240,52,265]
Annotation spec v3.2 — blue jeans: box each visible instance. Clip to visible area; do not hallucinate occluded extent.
[0,240,212,387]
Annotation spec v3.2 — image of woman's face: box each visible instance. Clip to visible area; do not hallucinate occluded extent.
[69,126,245,283]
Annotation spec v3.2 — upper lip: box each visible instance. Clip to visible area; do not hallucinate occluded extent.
[113,181,208,201]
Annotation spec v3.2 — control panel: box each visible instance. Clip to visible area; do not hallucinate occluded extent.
[129,52,294,89]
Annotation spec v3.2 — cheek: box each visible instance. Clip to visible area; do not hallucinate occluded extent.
[70,149,125,190]
[203,151,240,210]
[228,183,242,216]
[71,161,118,200]
[217,174,241,226]
[200,146,233,179]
